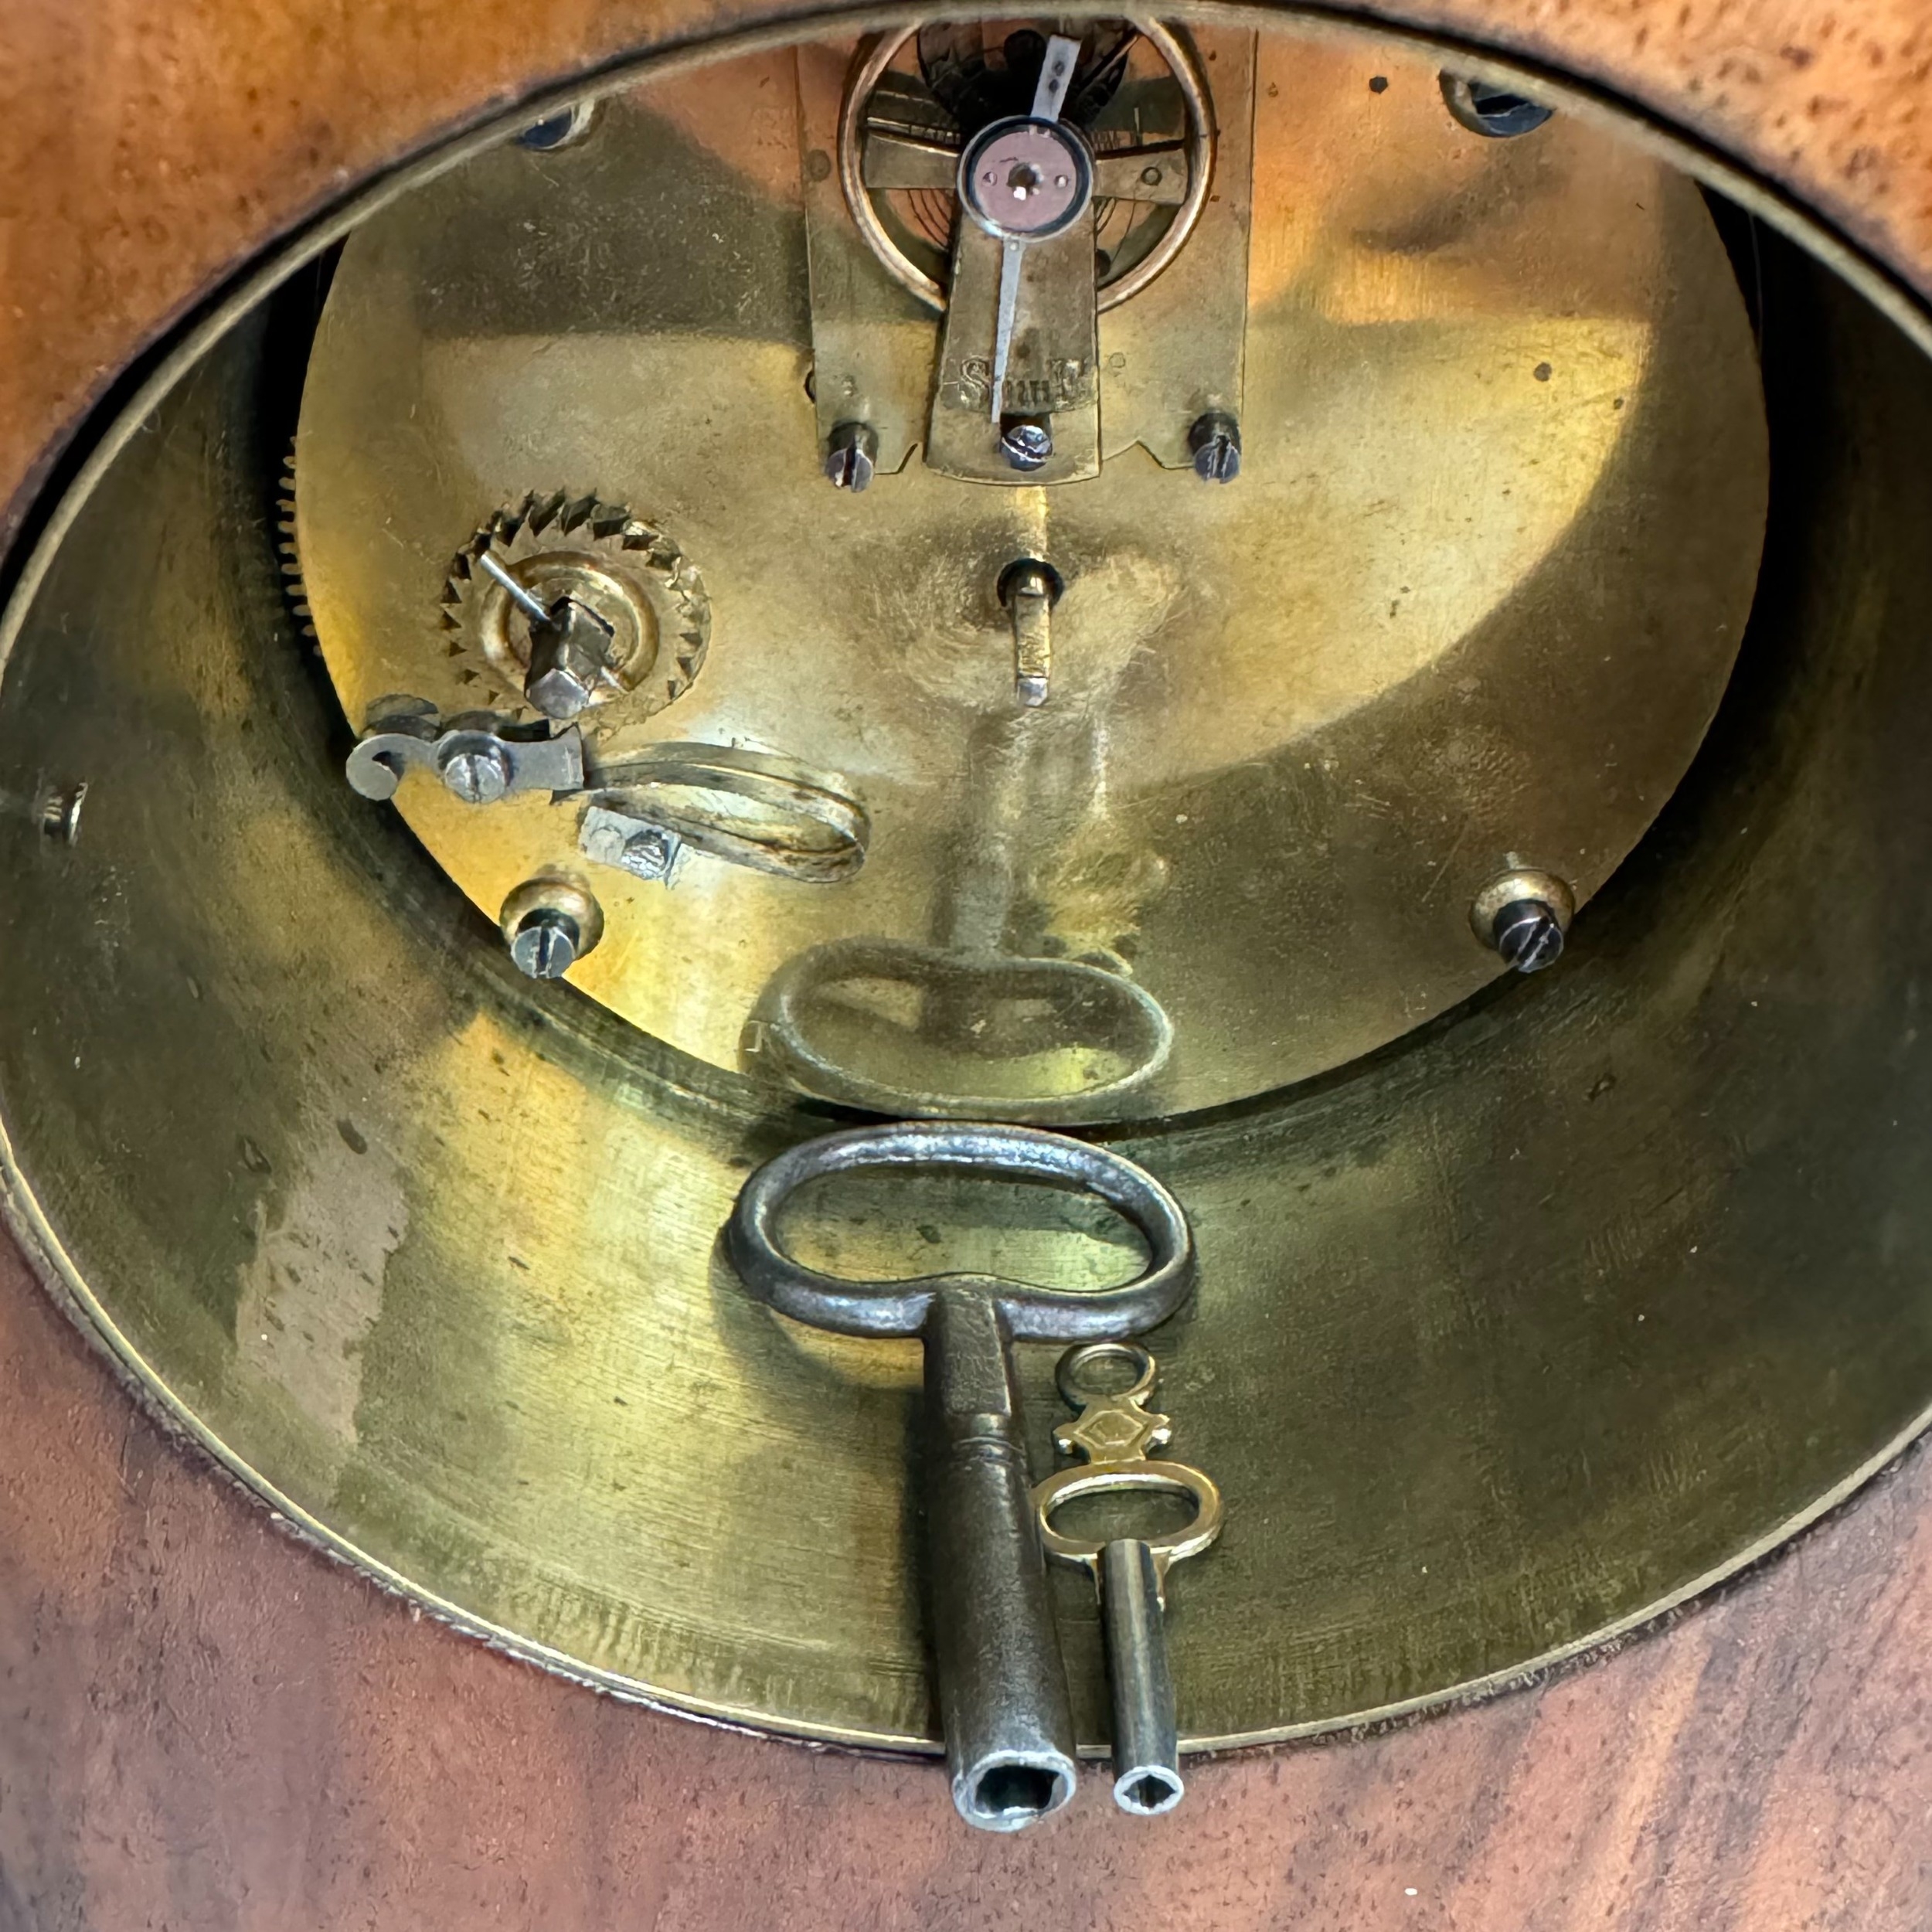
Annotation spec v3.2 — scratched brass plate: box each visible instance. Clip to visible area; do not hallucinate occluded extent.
[292,28,1766,1119]
[5,9,1932,1760]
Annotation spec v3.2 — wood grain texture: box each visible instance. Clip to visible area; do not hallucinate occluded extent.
[4,0,1932,1923]
[2,1226,1929,1927]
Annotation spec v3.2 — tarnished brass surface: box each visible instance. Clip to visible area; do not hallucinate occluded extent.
[292,26,1767,1120]
[5,12,1932,1760]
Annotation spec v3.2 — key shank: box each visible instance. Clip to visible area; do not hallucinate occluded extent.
[923,1286,1077,1829]
[1100,1538,1182,1815]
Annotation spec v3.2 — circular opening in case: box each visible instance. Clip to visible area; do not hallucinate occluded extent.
[4,7,1930,1757]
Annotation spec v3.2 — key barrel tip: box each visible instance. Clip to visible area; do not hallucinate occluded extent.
[1114,1764,1185,1816]
[954,1751,1077,1832]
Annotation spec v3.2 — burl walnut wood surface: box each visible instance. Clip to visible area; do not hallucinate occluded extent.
[5,0,1932,1924]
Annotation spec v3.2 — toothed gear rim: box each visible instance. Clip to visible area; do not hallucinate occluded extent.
[441,492,710,724]
[276,440,317,640]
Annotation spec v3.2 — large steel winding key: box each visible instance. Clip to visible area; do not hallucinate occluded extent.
[724,1121,1195,1832]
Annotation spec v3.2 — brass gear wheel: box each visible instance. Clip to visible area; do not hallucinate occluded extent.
[440,491,709,725]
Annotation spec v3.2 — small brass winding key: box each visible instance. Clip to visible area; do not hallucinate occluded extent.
[1032,1341,1223,1815]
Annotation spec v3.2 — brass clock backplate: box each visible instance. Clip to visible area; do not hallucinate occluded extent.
[293,26,1766,1120]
